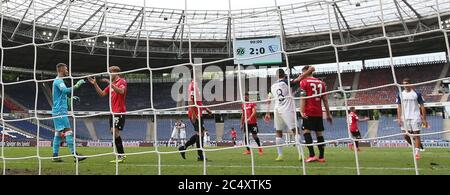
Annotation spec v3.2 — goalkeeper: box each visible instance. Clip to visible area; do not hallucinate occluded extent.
[51,63,87,162]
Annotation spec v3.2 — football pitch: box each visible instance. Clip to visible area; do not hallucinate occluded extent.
[1,147,450,175]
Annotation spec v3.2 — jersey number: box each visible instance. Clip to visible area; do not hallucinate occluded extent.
[310,83,323,95]
[276,89,285,102]
[348,116,354,125]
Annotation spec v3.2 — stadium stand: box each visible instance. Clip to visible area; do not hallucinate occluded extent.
[4,82,51,110]
[3,62,447,112]
[5,120,54,140]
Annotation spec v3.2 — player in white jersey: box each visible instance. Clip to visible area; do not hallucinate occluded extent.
[178,120,187,145]
[169,119,187,146]
[168,121,179,146]
[204,130,211,147]
[396,78,428,160]
[264,68,314,161]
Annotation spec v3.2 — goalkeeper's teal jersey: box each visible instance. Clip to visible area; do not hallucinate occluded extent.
[52,77,71,116]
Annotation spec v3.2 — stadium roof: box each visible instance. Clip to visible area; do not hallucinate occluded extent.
[2,0,449,40]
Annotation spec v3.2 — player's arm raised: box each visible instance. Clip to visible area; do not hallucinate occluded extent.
[102,78,126,95]
[293,66,315,84]
[58,80,85,95]
[87,77,107,97]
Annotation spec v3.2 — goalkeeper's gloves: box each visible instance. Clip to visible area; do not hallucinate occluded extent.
[73,96,80,102]
[67,96,80,108]
[74,79,86,89]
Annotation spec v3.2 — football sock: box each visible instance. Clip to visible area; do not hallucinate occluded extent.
[317,136,325,159]
[275,137,283,156]
[304,133,315,157]
[115,136,125,154]
[52,134,62,156]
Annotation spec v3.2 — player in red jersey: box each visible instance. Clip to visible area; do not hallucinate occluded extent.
[348,107,369,151]
[88,66,127,163]
[300,65,332,163]
[178,68,212,161]
[241,92,263,156]
[231,128,237,146]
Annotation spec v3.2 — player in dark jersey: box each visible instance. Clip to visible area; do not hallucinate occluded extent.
[300,66,332,163]
[348,107,369,151]
[178,69,212,161]
[88,66,127,163]
[241,92,263,156]
[231,128,237,146]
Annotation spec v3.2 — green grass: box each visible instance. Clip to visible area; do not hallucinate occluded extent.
[1,146,450,175]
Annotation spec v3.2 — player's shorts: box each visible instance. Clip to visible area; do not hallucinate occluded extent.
[401,119,421,133]
[302,117,325,132]
[244,124,259,134]
[170,128,179,139]
[179,129,186,139]
[274,110,296,131]
[53,115,71,131]
[191,118,206,132]
[351,131,362,139]
[109,115,126,131]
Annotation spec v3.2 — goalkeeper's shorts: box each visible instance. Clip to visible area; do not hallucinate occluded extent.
[53,115,71,131]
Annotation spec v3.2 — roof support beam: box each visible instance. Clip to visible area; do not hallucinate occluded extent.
[50,5,70,48]
[333,3,351,32]
[89,10,106,55]
[226,15,232,57]
[76,4,105,32]
[116,8,144,47]
[133,8,145,58]
[400,0,430,31]
[393,0,411,39]
[333,2,355,43]
[332,3,346,45]
[177,13,186,59]
[125,8,144,35]
[172,10,185,40]
[400,0,422,20]
[32,0,66,23]
[10,0,33,40]
[277,6,287,52]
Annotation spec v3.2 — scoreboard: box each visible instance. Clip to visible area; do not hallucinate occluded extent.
[233,36,282,65]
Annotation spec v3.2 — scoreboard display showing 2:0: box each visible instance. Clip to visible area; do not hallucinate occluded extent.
[233,36,282,65]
